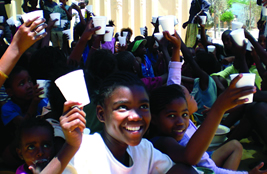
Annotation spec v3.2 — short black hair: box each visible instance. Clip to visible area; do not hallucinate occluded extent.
[15,117,55,148]
[4,66,28,89]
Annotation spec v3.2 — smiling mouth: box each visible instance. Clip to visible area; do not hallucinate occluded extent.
[33,159,49,165]
[125,126,141,132]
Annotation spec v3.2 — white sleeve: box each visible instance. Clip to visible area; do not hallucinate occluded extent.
[213,167,248,174]
[167,61,182,86]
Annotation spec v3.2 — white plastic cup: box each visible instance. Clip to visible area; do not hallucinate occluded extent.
[6,17,15,25]
[50,13,61,26]
[123,31,128,37]
[230,28,245,46]
[199,15,206,24]
[118,36,126,46]
[0,30,3,36]
[154,33,163,41]
[37,80,50,98]
[154,33,163,46]
[231,21,243,30]
[0,16,4,23]
[93,16,107,35]
[55,70,90,107]
[152,16,157,23]
[140,27,145,35]
[262,6,267,16]
[104,27,114,42]
[61,19,68,28]
[172,15,179,26]
[62,29,71,40]
[86,5,93,12]
[207,45,216,52]
[21,10,45,35]
[230,73,255,104]
[159,16,174,35]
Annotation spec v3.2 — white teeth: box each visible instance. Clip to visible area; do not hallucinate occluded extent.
[175,130,183,133]
[125,126,140,131]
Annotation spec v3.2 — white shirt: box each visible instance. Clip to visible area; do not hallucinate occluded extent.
[70,133,174,174]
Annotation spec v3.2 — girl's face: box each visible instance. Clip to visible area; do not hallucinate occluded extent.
[222,35,232,51]
[17,127,55,170]
[8,70,34,101]
[154,98,190,141]
[181,86,198,115]
[99,85,150,147]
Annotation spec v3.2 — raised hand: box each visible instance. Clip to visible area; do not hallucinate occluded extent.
[213,74,256,113]
[60,101,86,148]
[12,16,47,54]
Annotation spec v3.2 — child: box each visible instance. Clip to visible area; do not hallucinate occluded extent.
[149,83,267,173]
[1,66,48,168]
[129,39,155,78]
[15,117,56,174]
[15,117,76,174]
[51,0,72,49]
[44,72,198,173]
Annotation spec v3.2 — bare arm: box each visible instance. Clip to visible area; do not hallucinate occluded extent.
[155,75,256,165]
[0,17,47,87]
[68,20,100,65]
[35,101,86,174]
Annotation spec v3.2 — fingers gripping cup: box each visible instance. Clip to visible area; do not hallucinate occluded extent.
[159,16,174,35]
[21,10,45,35]
[230,73,256,104]
[50,13,61,26]
[230,29,245,46]
[93,16,107,35]
[37,80,50,98]
[199,15,206,24]
[104,27,114,42]
[62,29,71,40]
[55,70,90,107]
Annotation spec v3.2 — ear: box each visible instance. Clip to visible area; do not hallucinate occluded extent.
[16,148,23,160]
[5,88,13,97]
[96,105,105,123]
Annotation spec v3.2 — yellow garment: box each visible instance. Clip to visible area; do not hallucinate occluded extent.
[190,114,197,126]
[185,24,198,48]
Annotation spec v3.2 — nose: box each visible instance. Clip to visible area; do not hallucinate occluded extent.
[175,117,185,126]
[128,109,142,121]
[36,147,44,157]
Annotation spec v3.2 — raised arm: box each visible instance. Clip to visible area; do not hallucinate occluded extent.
[35,101,86,174]
[67,20,100,66]
[179,32,209,91]
[0,17,47,86]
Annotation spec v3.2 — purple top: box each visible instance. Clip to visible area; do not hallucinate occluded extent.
[16,164,27,174]
[101,38,116,54]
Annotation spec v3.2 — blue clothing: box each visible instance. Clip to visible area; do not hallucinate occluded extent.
[146,48,158,66]
[1,99,48,125]
[43,0,57,22]
[191,76,217,116]
[141,55,155,78]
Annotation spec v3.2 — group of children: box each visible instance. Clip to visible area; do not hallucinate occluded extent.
[1,0,267,174]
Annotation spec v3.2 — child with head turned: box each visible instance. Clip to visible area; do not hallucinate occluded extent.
[148,82,267,173]
[52,72,197,173]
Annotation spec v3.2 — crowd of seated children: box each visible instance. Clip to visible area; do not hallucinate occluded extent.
[1,2,267,173]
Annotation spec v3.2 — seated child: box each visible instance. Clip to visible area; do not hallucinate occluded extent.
[128,39,155,78]
[1,66,48,168]
[47,72,198,173]
[15,117,75,174]
[148,83,266,173]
